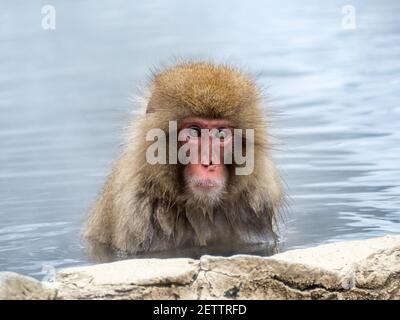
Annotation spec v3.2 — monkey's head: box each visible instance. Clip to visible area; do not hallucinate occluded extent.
[85,62,283,253]
[134,62,277,209]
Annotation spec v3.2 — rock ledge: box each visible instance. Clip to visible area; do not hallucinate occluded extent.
[1,235,399,299]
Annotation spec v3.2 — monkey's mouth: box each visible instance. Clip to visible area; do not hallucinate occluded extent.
[190,178,225,189]
[185,178,226,203]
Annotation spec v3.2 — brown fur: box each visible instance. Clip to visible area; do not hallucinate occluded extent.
[84,62,284,253]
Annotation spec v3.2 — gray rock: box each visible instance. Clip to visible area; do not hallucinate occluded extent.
[1,235,399,299]
[52,235,400,300]
[0,272,56,300]
[55,258,200,299]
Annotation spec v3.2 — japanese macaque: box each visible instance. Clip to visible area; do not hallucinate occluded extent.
[84,62,284,254]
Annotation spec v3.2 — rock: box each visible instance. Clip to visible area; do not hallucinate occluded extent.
[194,235,400,299]
[0,272,56,300]
[55,258,200,299]
[1,235,399,299]
[52,235,400,300]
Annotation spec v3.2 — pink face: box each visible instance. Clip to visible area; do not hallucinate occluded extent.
[179,117,233,203]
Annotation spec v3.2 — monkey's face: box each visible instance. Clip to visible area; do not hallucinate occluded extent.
[179,117,233,204]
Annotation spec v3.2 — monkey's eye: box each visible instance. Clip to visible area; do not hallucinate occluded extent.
[215,128,231,140]
[188,126,201,138]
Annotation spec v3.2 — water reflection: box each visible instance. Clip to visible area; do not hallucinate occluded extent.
[86,241,280,265]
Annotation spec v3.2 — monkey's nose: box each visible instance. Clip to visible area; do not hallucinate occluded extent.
[202,161,216,171]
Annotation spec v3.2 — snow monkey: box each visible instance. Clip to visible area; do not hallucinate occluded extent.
[84,62,284,254]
